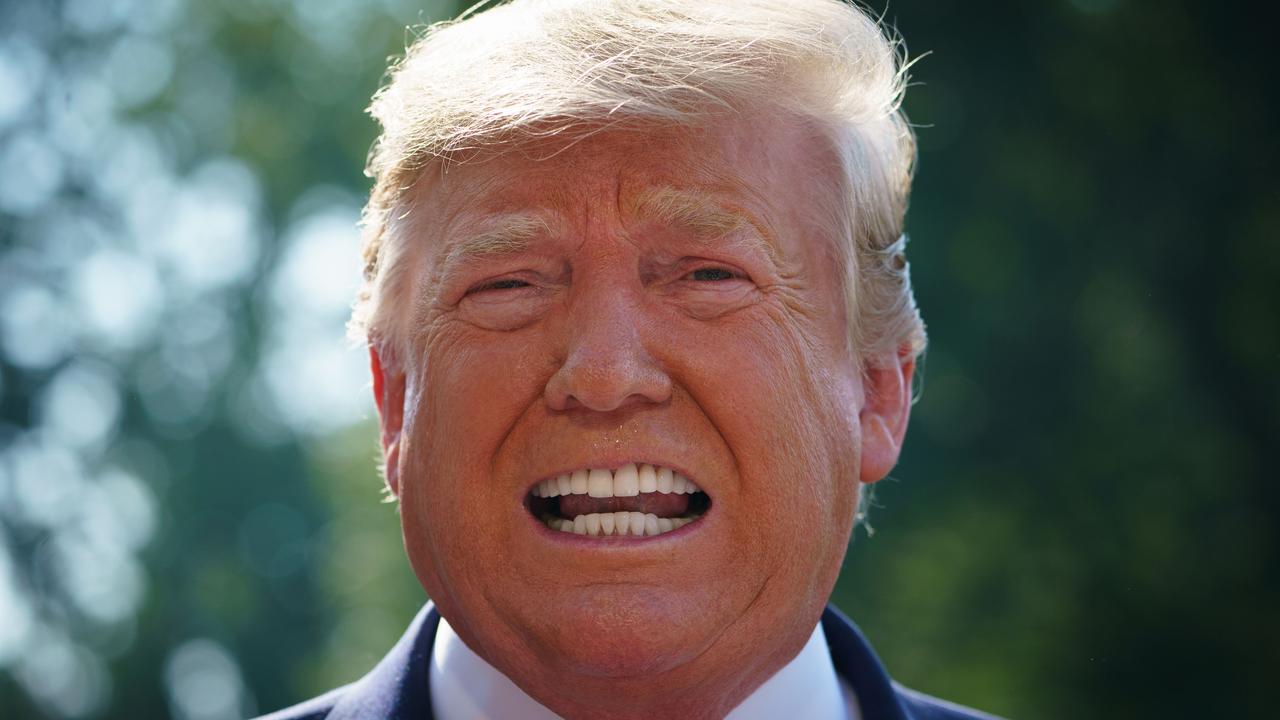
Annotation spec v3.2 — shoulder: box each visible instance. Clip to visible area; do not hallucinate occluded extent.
[252,604,441,720]
[820,604,1005,720]
[893,682,1006,720]
[252,685,348,720]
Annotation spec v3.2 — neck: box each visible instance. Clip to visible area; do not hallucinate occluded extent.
[527,672,766,720]
[440,620,815,720]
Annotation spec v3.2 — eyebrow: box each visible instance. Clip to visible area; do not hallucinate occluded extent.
[632,186,782,266]
[441,212,554,268]
[437,186,782,278]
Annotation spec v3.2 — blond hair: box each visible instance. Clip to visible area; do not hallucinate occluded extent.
[351,0,925,368]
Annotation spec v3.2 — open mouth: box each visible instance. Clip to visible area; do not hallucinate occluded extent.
[526,463,712,537]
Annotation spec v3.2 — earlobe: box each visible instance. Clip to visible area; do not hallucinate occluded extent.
[370,345,407,498]
[858,352,916,483]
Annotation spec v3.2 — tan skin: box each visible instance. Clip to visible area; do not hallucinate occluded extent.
[369,114,915,719]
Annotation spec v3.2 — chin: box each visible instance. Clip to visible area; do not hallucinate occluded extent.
[520,585,713,679]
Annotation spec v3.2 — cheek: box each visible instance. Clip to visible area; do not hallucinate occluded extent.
[398,322,551,577]
[418,319,551,451]
[670,303,861,544]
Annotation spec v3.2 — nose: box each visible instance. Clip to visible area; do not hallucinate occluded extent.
[544,286,672,413]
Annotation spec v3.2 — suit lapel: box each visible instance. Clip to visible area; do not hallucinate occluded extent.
[327,604,441,720]
[822,605,911,720]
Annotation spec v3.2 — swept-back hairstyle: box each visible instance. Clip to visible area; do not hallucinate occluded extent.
[351,0,925,369]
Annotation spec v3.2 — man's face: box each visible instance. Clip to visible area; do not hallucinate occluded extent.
[374,114,907,713]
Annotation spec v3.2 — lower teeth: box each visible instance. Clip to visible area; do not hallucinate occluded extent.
[543,511,698,537]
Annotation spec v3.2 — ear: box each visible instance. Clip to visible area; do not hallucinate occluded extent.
[370,345,407,497]
[858,349,916,483]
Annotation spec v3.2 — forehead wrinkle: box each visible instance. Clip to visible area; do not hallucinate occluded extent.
[632,185,783,268]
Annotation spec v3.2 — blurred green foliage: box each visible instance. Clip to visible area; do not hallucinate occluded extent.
[0,0,1274,718]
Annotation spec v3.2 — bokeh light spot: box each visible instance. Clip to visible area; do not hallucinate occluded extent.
[165,638,253,720]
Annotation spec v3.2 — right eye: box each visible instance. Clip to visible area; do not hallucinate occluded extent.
[468,278,532,295]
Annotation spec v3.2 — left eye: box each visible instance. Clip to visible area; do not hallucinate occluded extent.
[687,267,738,282]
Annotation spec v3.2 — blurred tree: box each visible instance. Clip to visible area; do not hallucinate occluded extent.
[0,0,1274,718]
[0,0,459,717]
[835,1,1279,718]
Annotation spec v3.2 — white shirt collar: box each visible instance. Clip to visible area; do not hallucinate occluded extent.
[430,616,860,720]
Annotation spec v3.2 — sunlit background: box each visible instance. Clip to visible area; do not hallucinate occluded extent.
[0,0,1275,718]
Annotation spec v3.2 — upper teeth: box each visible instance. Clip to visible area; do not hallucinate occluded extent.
[532,463,701,498]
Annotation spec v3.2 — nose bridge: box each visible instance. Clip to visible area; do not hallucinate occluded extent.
[573,270,641,349]
[545,268,671,412]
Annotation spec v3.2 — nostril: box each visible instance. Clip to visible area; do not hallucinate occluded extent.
[544,356,672,413]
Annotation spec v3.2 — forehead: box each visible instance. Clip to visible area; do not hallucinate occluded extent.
[399,114,845,276]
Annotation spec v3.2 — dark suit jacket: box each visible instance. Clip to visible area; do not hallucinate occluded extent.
[257,603,999,719]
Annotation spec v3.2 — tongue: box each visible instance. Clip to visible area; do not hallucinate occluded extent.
[558,492,691,518]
